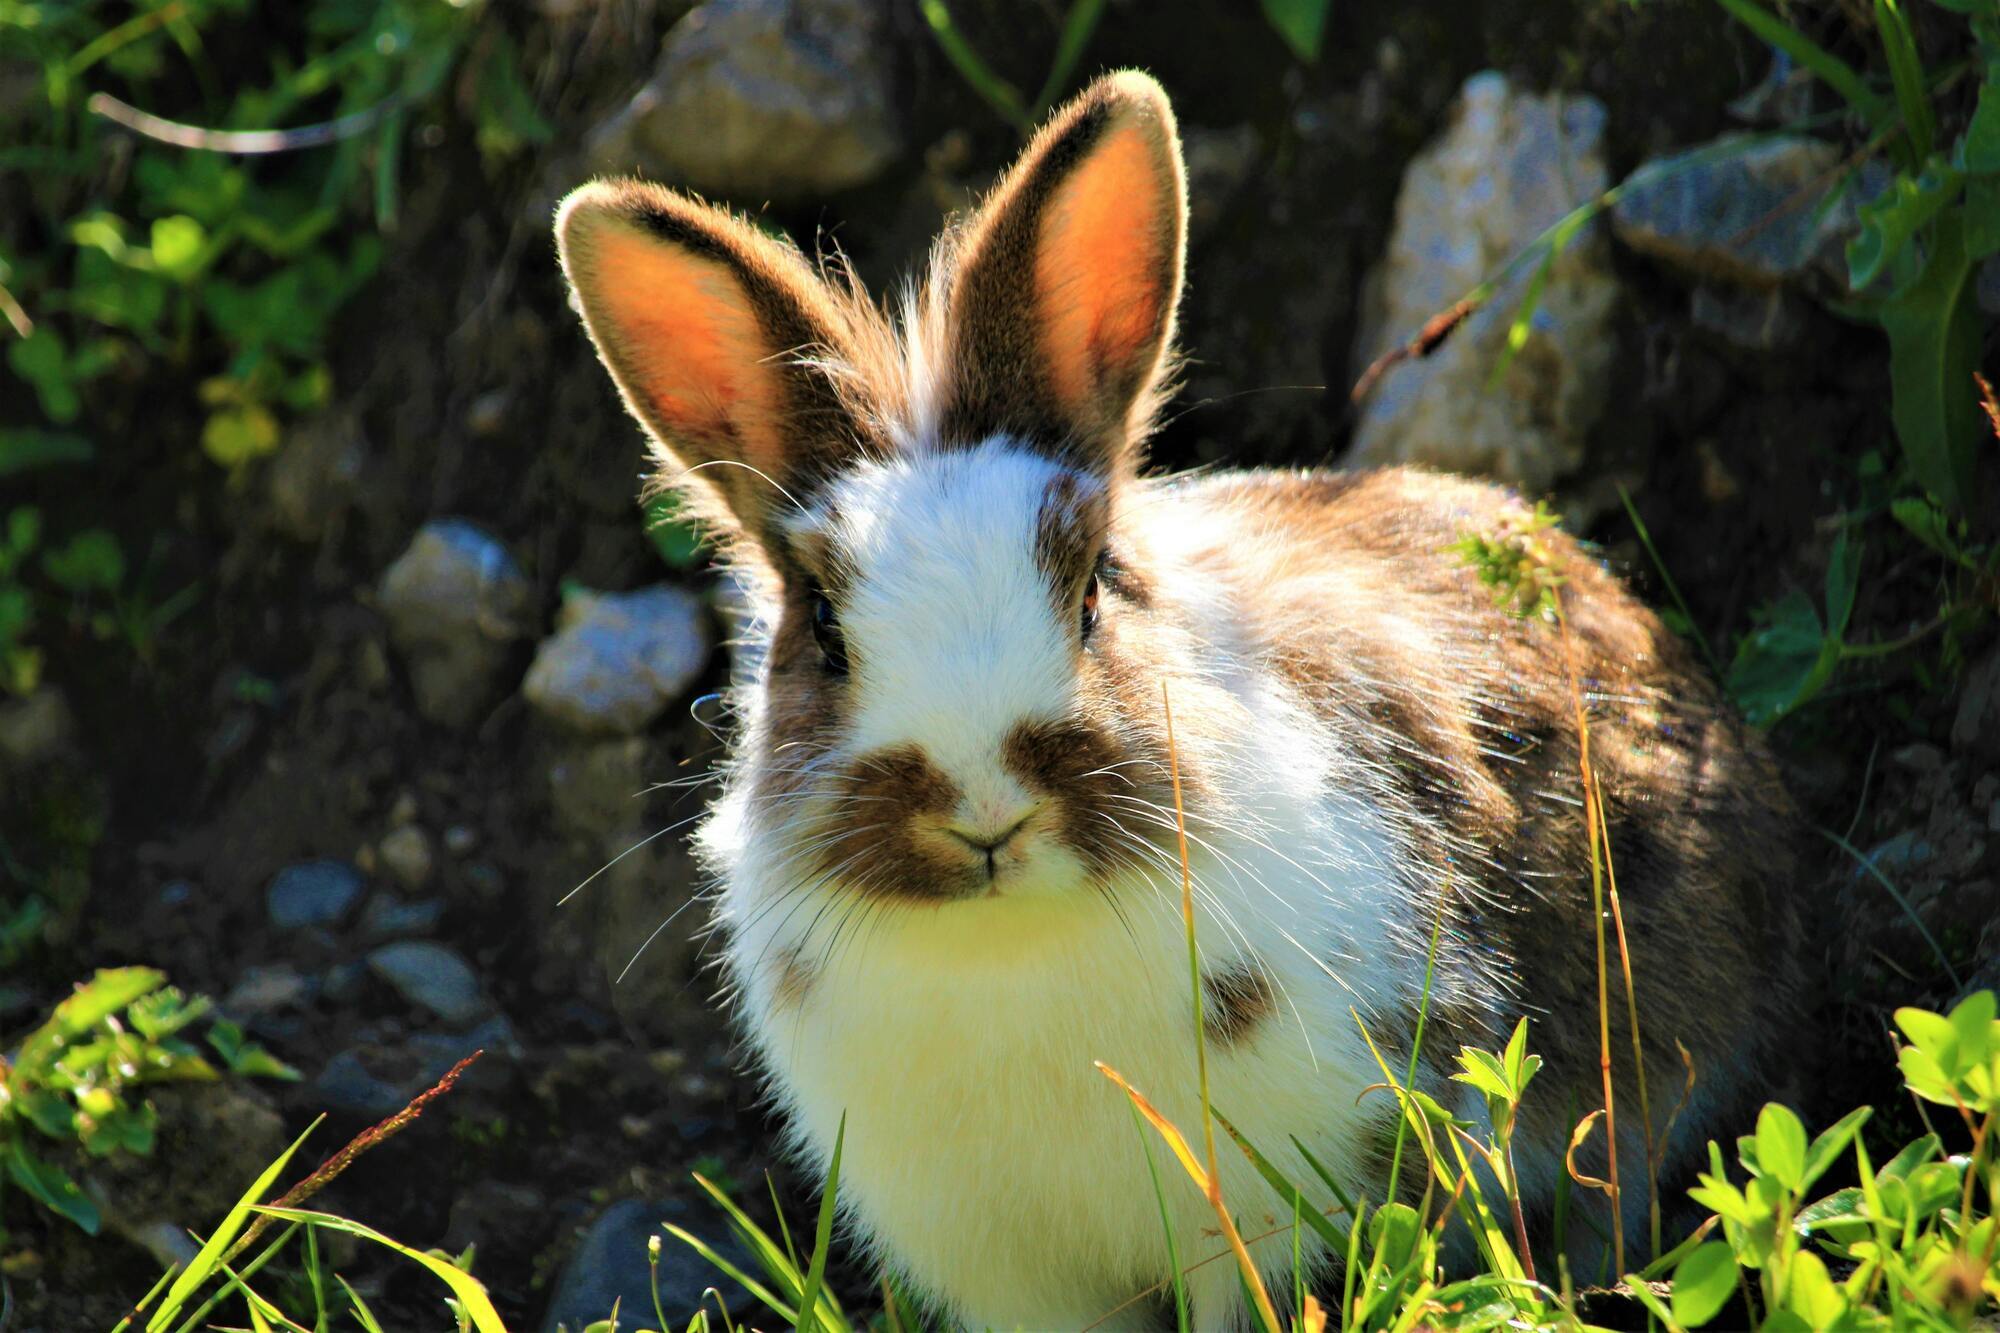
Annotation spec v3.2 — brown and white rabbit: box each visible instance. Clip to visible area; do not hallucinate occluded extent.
[557,70,1802,1331]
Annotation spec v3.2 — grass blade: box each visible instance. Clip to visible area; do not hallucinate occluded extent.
[1708,0,1891,132]
[248,1206,506,1333]
[794,1111,843,1333]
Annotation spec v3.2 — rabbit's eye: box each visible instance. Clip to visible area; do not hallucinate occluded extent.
[811,591,848,674]
[1080,572,1101,640]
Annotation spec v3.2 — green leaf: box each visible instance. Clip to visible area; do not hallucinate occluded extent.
[251,1206,507,1333]
[1755,1103,1808,1190]
[1873,0,1936,162]
[1727,589,1838,725]
[644,493,706,571]
[148,1117,320,1332]
[1258,0,1331,61]
[1710,0,1891,130]
[1896,1004,1959,1071]
[0,430,94,477]
[1845,163,1962,291]
[1799,1105,1872,1193]
[1946,988,1995,1069]
[41,529,124,594]
[1960,59,2000,171]
[1670,1240,1738,1327]
[795,1110,842,1333]
[1966,174,2000,259]
[8,328,79,424]
[1876,209,1982,512]
[1823,527,1859,638]
[5,1140,100,1234]
[201,404,282,469]
[149,214,207,283]
[208,1020,302,1081]
[1213,1109,1352,1253]
[1451,1048,1513,1102]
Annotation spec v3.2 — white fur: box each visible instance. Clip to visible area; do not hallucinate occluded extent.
[707,441,1439,1330]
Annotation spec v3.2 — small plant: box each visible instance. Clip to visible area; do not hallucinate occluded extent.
[1640,989,2000,1330]
[0,966,295,1239]
[1712,0,1999,514]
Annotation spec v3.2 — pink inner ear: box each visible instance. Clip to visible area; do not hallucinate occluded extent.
[1032,123,1168,414]
[590,227,786,471]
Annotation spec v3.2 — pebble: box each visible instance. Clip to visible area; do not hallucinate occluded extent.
[377,824,435,889]
[361,893,446,939]
[266,860,366,930]
[366,940,488,1025]
[523,585,711,736]
[538,1198,757,1333]
[223,965,315,1018]
[377,519,532,729]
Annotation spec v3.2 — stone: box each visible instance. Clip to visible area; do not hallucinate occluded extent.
[1951,646,2000,766]
[366,940,488,1025]
[377,824,435,889]
[1612,135,1883,289]
[585,0,900,203]
[378,519,531,728]
[1689,284,1809,355]
[360,892,446,939]
[539,1198,757,1333]
[312,1017,519,1120]
[1349,72,1616,494]
[523,585,711,736]
[222,965,315,1018]
[444,824,480,856]
[0,685,74,769]
[267,410,365,542]
[266,860,366,930]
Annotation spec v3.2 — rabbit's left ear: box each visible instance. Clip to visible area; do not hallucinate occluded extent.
[932,71,1186,472]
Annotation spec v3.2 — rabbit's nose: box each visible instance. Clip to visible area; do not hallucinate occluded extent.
[944,805,1038,854]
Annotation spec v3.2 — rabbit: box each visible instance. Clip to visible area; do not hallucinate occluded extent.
[556,69,1804,1332]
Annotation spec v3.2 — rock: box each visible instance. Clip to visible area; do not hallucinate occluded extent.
[1950,646,2000,765]
[585,0,900,202]
[223,965,315,1018]
[377,824,435,889]
[524,585,711,736]
[266,860,366,930]
[268,410,365,542]
[444,824,480,856]
[539,1198,757,1333]
[378,519,531,728]
[313,1017,520,1119]
[1349,72,1616,493]
[360,892,446,939]
[366,940,488,1025]
[1612,135,1883,289]
[1689,284,1809,355]
[0,685,74,770]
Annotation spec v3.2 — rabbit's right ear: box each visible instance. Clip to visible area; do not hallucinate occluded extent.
[557,182,872,551]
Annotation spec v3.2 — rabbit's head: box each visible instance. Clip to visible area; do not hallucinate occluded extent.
[560,73,1243,907]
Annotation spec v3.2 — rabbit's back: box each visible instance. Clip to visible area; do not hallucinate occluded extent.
[1179,464,1806,1221]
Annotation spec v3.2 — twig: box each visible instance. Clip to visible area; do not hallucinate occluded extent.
[223,1050,483,1265]
[1349,297,1481,405]
[0,280,30,339]
[88,90,408,154]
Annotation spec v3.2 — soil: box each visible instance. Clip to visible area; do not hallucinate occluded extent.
[3,1,1996,1329]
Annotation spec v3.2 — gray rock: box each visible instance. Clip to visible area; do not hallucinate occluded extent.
[223,965,315,1018]
[1951,646,2000,765]
[586,0,899,202]
[267,860,366,929]
[268,410,365,542]
[378,520,531,728]
[540,1198,758,1333]
[360,892,446,939]
[377,824,435,890]
[524,585,711,736]
[312,1017,520,1120]
[1349,72,1616,493]
[0,685,74,770]
[1689,284,1809,355]
[1612,135,1882,289]
[367,940,488,1025]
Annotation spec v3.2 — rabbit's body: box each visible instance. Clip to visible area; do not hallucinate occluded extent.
[558,71,1802,1331]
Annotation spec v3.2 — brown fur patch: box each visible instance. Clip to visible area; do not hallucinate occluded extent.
[771,946,817,1013]
[1202,961,1276,1048]
[1001,717,1138,878]
[1032,471,1109,620]
[799,744,976,900]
